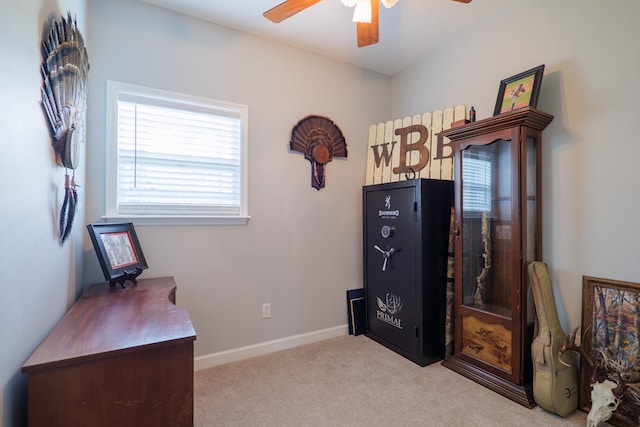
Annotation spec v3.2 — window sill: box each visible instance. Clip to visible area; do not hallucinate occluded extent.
[102,215,251,226]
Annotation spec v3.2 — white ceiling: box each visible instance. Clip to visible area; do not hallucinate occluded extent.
[139,0,524,76]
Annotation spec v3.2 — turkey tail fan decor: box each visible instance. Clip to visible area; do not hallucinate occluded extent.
[41,11,90,244]
[289,115,347,190]
[264,0,472,47]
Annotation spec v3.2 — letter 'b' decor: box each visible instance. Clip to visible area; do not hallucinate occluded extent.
[365,105,467,185]
[289,115,347,190]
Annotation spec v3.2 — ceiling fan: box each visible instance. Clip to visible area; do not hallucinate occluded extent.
[264,0,472,48]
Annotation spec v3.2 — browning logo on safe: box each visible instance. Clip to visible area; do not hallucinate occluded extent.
[378,194,399,219]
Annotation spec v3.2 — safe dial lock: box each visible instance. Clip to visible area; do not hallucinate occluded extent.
[380,225,394,239]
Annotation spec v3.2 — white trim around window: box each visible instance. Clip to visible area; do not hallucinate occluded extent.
[104,81,249,226]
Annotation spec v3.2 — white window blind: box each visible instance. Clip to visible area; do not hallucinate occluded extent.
[106,81,248,225]
[462,153,492,213]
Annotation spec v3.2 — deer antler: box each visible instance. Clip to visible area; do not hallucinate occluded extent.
[596,349,635,399]
[560,326,639,427]
[603,370,628,399]
[627,385,640,406]
[597,348,629,372]
[559,326,595,371]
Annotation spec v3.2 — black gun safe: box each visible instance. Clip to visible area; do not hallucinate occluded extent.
[363,179,453,366]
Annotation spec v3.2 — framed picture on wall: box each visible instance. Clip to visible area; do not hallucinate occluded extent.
[87,222,148,287]
[580,276,640,427]
[493,64,545,115]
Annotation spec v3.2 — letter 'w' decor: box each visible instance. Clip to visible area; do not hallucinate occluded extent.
[365,105,466,184]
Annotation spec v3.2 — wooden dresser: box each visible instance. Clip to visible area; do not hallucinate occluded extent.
[22,276,196,427]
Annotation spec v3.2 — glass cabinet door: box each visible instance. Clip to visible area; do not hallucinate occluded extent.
[442,108,552,407]
[459,138,514,373]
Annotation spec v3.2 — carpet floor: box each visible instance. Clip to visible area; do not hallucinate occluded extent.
[194,334,601,426]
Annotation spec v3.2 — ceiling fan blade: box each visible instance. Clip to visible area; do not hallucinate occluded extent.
[356,0,379,47]
[264,0,323,23]
[451,0,472,3]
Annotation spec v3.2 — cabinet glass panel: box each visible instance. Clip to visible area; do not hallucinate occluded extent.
[524,136,537,324]
[461,138,512,319]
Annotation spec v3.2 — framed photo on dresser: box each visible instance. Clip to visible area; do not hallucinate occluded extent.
[87,222,148,285]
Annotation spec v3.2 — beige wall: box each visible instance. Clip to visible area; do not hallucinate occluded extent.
[84,0,390,360]
[0,1,87,425]
[392,0,640,331]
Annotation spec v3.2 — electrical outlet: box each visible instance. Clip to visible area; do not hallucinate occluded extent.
[262,303,271,319]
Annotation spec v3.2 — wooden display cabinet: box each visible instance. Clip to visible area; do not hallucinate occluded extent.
[441,107,553,407]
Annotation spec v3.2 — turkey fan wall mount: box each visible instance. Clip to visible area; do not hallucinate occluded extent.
[264,0,472,47]
[41,11,90,244]
[289,115,347,190]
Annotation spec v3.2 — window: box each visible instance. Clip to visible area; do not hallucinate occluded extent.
[106,81,249,225]
[462,151,492,213]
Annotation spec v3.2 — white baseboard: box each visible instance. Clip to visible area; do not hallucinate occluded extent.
[194,324,349,372]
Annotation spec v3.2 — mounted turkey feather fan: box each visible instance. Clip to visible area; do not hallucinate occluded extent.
[290,115,347,190]
[264,0,471,47]
[41,11,89,244]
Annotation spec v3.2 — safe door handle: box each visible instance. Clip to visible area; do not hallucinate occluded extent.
[374,245,398,272]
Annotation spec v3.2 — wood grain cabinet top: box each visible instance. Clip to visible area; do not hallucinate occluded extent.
[23,276,196,372]
[22,276,196,427]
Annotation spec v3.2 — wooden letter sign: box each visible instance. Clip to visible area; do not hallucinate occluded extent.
[365,105,467,185]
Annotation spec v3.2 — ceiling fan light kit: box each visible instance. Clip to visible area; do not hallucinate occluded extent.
[352,0,373,23]
[380,0,399,8]
[343,0,396,23]
[264,0,471,47]
[342,0,397,8]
